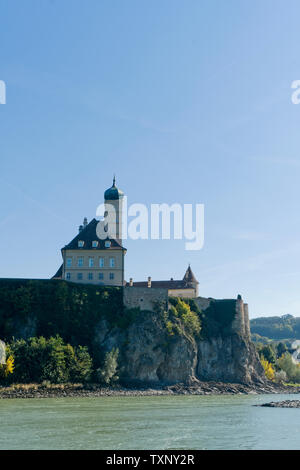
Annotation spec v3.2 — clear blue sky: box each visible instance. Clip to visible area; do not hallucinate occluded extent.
[1,0,300,318]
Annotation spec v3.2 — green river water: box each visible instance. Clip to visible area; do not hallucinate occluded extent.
[0,393,299,449]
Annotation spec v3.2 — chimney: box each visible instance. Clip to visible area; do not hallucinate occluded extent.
[83,217,88,227]
[147,276,152,288]
[129,278,133,287]
[79,225,83,233]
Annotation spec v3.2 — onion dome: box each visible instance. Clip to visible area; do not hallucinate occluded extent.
[104,176,124,200]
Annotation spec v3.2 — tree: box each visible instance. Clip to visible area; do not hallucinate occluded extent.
[69,346,93,383]
[168,298,201,336]
[276,342,287,358]
[97,348,119,385]
[259,345,276,364]
[7,336,93,384]
[277,353,300,383]
[260,358,275,381]
[0,356,14,380]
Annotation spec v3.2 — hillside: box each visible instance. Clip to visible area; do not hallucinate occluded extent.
[250,315,300,341]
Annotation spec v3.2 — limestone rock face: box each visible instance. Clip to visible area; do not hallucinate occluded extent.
[95,310,265,386]
[197,335,265,384]
[122,311,197,384]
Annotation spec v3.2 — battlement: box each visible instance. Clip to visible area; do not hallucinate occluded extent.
[123,286,169,311]
[124,288,251,339]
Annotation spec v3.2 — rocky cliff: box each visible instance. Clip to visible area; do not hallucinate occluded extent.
[94,301,265,386]
[0,279,265,386]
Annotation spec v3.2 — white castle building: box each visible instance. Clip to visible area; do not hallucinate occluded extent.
[52,178,199,298]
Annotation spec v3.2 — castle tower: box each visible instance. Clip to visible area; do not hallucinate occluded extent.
[232,294,246,336]
[243,303,251,339]
[104,176,124,241]
[182,265,199,297]
[52,178,126,286]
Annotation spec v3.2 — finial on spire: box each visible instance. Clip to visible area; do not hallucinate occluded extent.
[113,174,116,186]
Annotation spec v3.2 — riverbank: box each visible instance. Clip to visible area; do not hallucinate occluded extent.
[0,381,299,399]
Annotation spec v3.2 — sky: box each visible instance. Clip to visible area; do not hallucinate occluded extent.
[1,0,300,318]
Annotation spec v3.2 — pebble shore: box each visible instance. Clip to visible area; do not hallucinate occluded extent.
[0,381,298,399]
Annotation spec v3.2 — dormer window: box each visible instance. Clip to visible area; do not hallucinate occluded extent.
[105,240,111,248]
[92,240,98,248]
[78,240,84,248]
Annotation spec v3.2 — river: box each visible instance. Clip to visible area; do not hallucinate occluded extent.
[0,393,299,449]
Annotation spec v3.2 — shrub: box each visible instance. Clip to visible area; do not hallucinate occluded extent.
[274,370,287,384]
[167,298,201,337]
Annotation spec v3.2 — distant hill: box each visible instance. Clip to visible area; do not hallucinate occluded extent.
[250,314,300,340]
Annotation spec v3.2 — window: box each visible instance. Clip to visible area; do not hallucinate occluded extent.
[78,240,84,248]
[88,273,93,280]
[109,272,114,280]
[66,272,71,280]
[77,273,83,280]
[109,257,115,268]
[78,257,84,267]
[99,273,104,280]
[99,257,104,268]
[89,257,94,267]
[105,240,111,248]
[66,257,72,268]
[92,240,98,248]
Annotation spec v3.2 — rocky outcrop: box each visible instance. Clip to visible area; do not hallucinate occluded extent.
[121,311,198,385]
[259,400,300,408]
[96,307,265,387]
[197,335,264,384]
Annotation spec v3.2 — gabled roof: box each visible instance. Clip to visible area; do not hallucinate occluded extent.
[62,218,126,251]
[52,264,63,279]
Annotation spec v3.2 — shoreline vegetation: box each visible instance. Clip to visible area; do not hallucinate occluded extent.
[0,381,299,399]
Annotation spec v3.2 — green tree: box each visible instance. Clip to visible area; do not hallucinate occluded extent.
[276,342,287,358]
[277,353,300,383]
[259,345,276,364]
[7,336,93,384]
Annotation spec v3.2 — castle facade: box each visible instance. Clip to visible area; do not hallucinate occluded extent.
[52,179,199,298]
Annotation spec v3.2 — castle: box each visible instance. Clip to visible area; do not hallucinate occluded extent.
[52,179,251,339]
[52,178,199,299]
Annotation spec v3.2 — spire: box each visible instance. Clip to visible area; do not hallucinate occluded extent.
[183,265,199,284]
[104,176,124,200]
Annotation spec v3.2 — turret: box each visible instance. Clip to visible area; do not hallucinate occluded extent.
[243,303,251,338]
[104,176,124,241]
[183,265,199,296]
[232,294,246,336]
